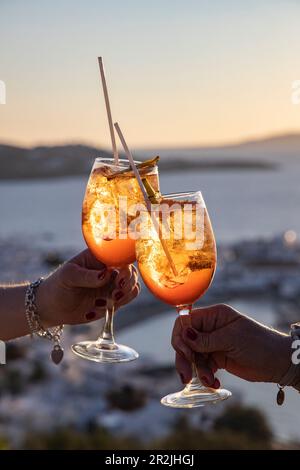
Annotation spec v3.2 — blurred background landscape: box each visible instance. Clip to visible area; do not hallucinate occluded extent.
[1,0,300,450]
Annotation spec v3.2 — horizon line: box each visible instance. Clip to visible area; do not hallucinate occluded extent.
[1,129,300,152]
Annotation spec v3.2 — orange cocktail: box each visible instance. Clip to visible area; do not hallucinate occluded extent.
[136,196,216,307]
[82,157,159,267]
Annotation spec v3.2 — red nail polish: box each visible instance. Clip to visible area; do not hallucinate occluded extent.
[98,269,106,280]
[86,311,96,320]
[119,278,126,288]
[110,270,118,282]
[115,291,124,301]
[186,328,197,340]
[95,298,106,307]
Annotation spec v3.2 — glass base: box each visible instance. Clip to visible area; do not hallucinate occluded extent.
[161,385,232,408]
[71,341,139,363]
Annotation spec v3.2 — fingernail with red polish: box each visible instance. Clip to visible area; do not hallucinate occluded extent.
[115,291,124,301]
[110,270,118,282]
[85,311,96,321]
[95,298,106,307]
[186,328,197,340]
[213,378,220,389]
[98,269,107,280]
[119,278,126,288]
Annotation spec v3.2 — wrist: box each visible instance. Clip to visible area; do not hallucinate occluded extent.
[25,279,65,364]
[35,280,56,329]
[276,334,294,384]
[279,324,300,391]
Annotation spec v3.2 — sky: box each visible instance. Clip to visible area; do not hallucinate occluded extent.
[0,0,299,148]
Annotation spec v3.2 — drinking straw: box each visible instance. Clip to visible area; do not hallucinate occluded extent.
[98,57,119,164]
[114,122,178,276]
[114,123,150,207]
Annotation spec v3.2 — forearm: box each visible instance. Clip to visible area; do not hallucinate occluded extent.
[0,284,30,341]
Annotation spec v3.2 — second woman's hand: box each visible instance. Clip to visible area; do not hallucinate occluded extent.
[172,304,292,387]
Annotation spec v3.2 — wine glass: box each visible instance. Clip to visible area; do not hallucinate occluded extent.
[135,191,232,407]
[72,157,160,363]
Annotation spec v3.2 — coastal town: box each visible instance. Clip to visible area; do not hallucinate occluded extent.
[0,230,299,447]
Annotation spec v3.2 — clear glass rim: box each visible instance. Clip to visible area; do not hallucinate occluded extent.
[94,157,141,167]
[139,191,205,212]
[163,191,203,200]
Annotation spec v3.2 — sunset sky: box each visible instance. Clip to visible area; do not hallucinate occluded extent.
[0,0,299,148]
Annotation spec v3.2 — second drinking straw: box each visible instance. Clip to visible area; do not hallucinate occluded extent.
[114,122,178,277]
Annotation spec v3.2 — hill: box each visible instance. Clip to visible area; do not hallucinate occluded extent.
[141,133,300,162]
[1,133,299,179]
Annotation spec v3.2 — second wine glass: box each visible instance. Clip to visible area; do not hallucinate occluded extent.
[135,191,232,406]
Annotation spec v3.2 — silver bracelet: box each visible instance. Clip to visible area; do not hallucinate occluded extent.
[25,278,64,364]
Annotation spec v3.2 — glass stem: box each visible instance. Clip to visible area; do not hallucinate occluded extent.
[98,302,115,347]
[177,304,204,390]
[186,362,204,391]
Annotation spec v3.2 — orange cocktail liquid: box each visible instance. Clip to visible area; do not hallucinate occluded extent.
[136,204,216,306]
[139,267,215,306]
[82,161,159,267]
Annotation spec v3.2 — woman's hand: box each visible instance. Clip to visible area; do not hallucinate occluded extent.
[37,249,140,328]
[172,304,292,387]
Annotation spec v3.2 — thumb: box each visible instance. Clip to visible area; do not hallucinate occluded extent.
[61,263,110,288]
[182,326,227,354]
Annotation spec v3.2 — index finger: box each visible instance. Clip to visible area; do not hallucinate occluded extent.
[190,304,240,333]
[70,249,107,271]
